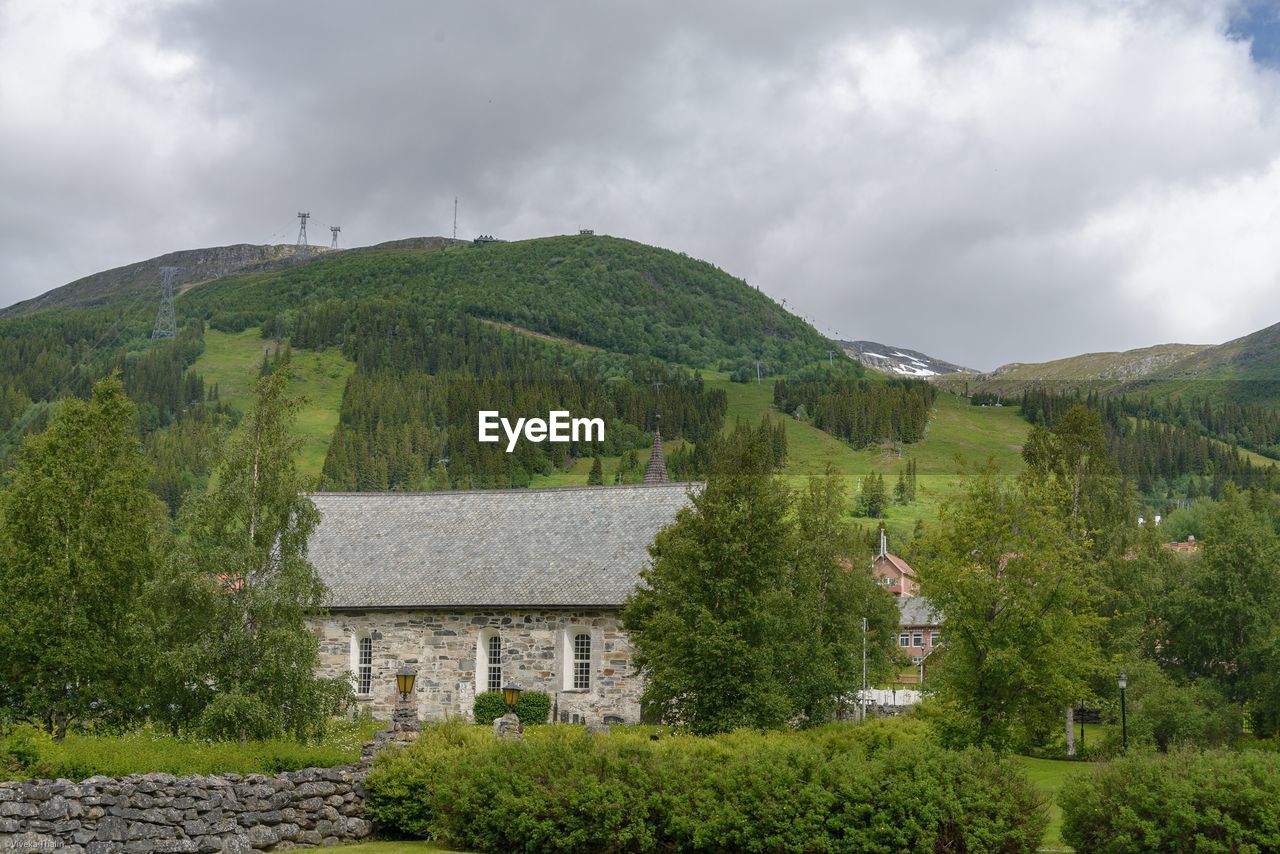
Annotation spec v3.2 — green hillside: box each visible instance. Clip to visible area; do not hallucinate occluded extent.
[177,234,834,373]
[192,328,354,483]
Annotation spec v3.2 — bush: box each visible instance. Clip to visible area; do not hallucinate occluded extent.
[196,692,281,741]
[515,691,551,725]
[472,692,507,725]
[0,718,380,782]
[1060,750,1280,853]
[473,691,551,725]
[365,720,1048,853]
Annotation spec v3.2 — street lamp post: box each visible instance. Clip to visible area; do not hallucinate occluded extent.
[494,680,524,739]
[392,666,419,733]
[1117,672,1128,752]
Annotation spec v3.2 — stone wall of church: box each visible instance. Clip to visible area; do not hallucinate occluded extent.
[311,609,642,724]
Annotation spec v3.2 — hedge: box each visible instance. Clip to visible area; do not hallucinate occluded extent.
[364,720,1047,853]
[1059,750,1280,853]
[473,690,552,725]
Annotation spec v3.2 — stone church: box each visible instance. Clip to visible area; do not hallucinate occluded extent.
[307,437,688,725]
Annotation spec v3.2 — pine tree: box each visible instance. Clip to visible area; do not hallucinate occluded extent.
[588,455,604,485]
[895,469,908,505]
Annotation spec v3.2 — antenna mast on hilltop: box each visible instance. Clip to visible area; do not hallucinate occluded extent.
[330,225,341,248]
[151,266,179,339]
[453,197,458,241]
[296,212,310,247]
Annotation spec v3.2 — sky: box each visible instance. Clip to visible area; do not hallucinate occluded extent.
[4,1,1280,370]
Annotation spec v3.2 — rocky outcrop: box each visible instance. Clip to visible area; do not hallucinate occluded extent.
[0,764,371,852]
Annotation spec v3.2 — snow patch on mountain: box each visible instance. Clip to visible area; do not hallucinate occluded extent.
[838,340,974,378]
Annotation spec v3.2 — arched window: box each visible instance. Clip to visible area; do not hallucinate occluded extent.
[355,636,372,695]
[486,634,502,692]
[573,632,591,690]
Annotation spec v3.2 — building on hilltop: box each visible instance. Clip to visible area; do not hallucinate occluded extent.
[306,484,691,723]
[872,529,918,597]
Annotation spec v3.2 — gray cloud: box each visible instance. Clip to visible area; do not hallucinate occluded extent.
[2,0,1279,369]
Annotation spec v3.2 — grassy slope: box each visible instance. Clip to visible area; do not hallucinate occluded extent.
[191,328,354,484]
[528,371,1029,542]
[709,371,1029,542]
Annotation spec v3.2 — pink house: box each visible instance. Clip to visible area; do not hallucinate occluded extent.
[872,530,919,597]
[897,596,942,682]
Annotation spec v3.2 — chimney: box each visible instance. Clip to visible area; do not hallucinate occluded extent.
[879,528,887,558]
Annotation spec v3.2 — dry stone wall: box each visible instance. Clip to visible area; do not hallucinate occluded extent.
[0,764,371,853]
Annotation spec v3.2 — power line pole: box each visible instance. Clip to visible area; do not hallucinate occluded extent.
[296,212,310,247]
[330,225,341,248]
[151,266,178,339]
[453,197,458,241]
[755,360,763,384]
[861,617,868,723]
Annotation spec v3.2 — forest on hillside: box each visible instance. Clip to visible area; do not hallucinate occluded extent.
[1018,388,1280,501]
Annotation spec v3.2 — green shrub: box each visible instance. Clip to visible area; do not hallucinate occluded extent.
[472,692,508,725]
[196,692,281,741]
[515,691,551,724]
[0,718,379,782]
[365,721,1047,853]
[1060,750,1280,853]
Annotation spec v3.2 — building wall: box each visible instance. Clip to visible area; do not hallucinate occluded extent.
[312,609,642,724]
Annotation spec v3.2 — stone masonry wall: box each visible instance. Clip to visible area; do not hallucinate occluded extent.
[313,609,643,723]
[0,764,370,853]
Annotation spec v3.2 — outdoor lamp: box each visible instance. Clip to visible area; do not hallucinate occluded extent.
[395,666,417,700]
[1117,672,1127,691]
[503,681,522,711]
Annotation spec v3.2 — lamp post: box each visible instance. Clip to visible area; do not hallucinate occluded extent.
[391,666,419,733]
[1117,672,1128,753]
[495,681,524,739]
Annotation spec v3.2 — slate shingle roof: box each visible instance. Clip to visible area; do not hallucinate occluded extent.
[309,484,693,609]
[898,596,939,627]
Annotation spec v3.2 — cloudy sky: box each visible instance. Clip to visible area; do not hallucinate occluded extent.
[3,0,1280,369]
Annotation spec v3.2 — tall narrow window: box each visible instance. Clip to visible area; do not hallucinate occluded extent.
[573,633,591,690]
[357,637,372,695]
[487,634,502,692]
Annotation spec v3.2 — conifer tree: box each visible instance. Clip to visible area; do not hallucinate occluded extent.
[588,455,604,485]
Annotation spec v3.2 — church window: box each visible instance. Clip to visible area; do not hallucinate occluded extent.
[573,633,591,690]
[356,636,372,695]
[487,634,502,692]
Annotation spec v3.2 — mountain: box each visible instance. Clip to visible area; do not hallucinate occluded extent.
[839,340,974,378]
[1118,322,1280,403]
[961,343,1209,397]
[0,243,326,318]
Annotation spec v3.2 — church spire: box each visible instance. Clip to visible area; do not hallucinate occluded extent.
[644,421,668,484]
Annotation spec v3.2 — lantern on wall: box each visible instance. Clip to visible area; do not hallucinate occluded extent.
[395,666,417,700]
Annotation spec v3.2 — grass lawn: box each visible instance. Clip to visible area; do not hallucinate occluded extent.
[1014,756,1088,851]
[190,328,354,484]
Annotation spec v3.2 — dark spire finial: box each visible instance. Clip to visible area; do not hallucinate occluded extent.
[644,420,668,484]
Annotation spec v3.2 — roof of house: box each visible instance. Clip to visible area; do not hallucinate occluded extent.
[875,551,917,579]
[308,484,693,609]
[898,596,939,627]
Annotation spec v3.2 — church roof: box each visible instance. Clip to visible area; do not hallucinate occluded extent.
[308,484,693,609]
